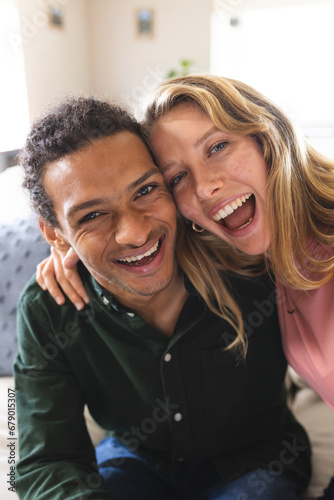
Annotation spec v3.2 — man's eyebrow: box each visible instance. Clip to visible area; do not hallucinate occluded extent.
[67,168,160,220]
[194,125,221,149]
[126,167,160,193]
[67,198,108,220]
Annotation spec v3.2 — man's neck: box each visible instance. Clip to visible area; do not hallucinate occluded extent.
[94,268,189,337]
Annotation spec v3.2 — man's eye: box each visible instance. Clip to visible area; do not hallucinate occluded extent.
[210,141,228,155]
[80,211,100,223]
[136,184,157,198]
[168,172,187,189]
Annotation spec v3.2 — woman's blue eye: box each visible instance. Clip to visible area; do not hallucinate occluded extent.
[169,172,187,189]
[211,141,228,154]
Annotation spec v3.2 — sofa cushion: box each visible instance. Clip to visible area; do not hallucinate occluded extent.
[288,367,334,499]
[0,218,50,375]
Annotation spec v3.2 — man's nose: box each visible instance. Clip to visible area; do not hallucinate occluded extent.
[114,210,152,247]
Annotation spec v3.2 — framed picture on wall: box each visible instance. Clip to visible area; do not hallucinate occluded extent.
[136,9,154,38]
[48,6,64,28]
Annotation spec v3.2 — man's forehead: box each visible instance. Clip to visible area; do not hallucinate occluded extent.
[45,133,154,179]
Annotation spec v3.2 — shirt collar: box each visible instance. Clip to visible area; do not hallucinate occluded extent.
[78,264,122,313]
[80,263,199,314]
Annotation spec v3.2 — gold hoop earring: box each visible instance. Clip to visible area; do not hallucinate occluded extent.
[192,222,204,233]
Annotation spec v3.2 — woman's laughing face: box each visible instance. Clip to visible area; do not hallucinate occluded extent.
[150,103,271,256]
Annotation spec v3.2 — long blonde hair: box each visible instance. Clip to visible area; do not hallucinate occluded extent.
[144,74,334,350]
[175,213,265,355]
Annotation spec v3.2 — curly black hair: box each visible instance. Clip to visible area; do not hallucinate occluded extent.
[20,96,143,227]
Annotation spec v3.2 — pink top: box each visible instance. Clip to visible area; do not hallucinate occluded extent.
[276,243,334,410]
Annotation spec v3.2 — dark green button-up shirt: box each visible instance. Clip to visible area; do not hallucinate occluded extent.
[14,268,311,499]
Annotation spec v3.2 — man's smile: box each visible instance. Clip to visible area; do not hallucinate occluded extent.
[115,237,162,266]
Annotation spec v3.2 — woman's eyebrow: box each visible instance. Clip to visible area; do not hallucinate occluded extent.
[159,162,175,175]
[158,127,223,175]
[194,125,220,149]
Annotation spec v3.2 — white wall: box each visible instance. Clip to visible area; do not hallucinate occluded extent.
[15,0,334,133]
[0,0,29,154]
[211,0,334,157]
[215,0,334,10]
[87,0,212,117]
[15,0,212,121]
[17,0,92,121]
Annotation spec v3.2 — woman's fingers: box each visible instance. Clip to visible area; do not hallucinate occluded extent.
[63,246,80,269]
[52,247,88,310]
[36,247,89,310]
[36,256,51,291]
[37,251,66,305]
[61,247,90,306]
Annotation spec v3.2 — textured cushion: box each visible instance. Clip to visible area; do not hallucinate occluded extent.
[288,368,334,499]
[0,218,50,375]
[0,166,31,225]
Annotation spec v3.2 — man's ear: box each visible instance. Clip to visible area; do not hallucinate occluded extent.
[39,219,71,252]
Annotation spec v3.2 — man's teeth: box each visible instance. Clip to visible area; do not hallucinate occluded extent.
[212,194,252,221]
[117,241,159,263]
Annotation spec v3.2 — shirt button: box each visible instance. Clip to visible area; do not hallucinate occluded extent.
[174,412,183,422]
[102,296,109,305]
[164,353,172,362]
[127,312,135,317]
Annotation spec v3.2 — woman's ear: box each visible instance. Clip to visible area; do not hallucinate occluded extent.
[39,219,71,252]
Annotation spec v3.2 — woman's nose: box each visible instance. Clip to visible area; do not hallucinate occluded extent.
[193,169,224,200]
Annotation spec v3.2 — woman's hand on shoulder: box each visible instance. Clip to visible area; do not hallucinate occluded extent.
[36,247,89,310]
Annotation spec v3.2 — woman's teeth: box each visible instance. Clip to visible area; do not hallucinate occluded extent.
[117,240,159,264]
[212,194,252,222]
[237,217,253,230]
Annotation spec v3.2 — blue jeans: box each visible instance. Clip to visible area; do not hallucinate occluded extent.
[96,437,306,500]
[318,477,334,499]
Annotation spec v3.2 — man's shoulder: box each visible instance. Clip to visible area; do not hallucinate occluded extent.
[224,270,275,294]
[17,273,65,330]
[17,269,93,348]
[19,272,47,307]
[220,271,277,317]
[19,264,92,309]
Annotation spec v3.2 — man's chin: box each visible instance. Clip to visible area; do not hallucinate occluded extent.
[128,276,175,297]
[88,264,176,299]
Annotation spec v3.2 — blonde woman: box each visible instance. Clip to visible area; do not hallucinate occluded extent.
[143,75,334,500]
[143,74,334,409]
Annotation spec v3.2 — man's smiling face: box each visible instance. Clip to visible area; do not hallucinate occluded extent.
[43,132,178,298]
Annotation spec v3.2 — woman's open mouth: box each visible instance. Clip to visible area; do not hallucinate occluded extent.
[212,193,255,231]
[115,238,163,267]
